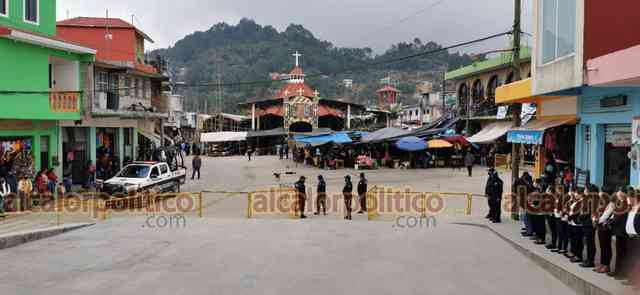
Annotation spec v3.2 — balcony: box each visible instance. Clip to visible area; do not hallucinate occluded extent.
[49,92,80,113]
[92,92,167,119]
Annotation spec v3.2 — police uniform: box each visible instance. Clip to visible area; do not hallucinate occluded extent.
[316,177,327,215]
[484,171,503,222]
[357,176,368,213]
[294,178,307,218]
[343,176,353,220]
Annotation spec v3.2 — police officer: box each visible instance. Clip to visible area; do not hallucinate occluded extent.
[315,175,327,216]
[485,168,503,223]
[357,173,368,214]
[343,175,353,220]
[295,176,307,219]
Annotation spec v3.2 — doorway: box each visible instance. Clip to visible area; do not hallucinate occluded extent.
[603,124,631,190]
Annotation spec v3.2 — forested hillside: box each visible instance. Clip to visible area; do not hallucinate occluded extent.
[151,18,475,113]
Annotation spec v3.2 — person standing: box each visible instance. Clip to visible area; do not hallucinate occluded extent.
[0,177,10,215]
[191,155,202,180]
[315,175,327,216]
[579,185,598,268]
[568,189,585,263]
[283,143,289,160]
[17,176,33,211]
[555,187,571,255]
[608,187,631,279]
[247,146,254,162]
[46,168,58,194]
[464,151,475,177]
[357,173,368,214]
[294,176,307,219]
[594,187,616,273]
[343,175,353,220]
[484,168,503,223]
[277,144,283,160]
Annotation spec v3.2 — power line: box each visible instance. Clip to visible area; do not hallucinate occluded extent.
[0,31,511,94]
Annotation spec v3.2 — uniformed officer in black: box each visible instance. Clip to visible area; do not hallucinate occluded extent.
[357,173,368,214]
[315,175,327,216]
[295,176,307,219]
[343,175,353,220]
[485,168,504,223]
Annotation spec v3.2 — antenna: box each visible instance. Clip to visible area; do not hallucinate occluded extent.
[66,9,70,20]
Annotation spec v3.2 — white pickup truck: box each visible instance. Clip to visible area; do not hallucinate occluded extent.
[101,162,187,196]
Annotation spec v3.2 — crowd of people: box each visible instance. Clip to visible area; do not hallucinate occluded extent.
[508,155,640,290]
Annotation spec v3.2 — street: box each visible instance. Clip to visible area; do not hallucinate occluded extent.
[0,156,579,295]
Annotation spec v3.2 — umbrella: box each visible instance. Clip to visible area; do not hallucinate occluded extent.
[395,136,428,152]
[443,135,471,146]
[427,139,453,149]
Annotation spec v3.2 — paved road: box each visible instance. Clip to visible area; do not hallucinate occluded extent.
[0,156,579,295]
[0,217,577,295]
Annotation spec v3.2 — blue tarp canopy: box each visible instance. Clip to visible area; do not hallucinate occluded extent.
[395,136,428,151]
[506,118,576,145]
[294,132,353,147]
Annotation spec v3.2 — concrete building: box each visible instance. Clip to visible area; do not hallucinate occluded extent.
[56,17,169,183]
[0,0,96,180]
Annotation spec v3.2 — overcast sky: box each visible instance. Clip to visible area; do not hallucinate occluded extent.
[57,0,533,54]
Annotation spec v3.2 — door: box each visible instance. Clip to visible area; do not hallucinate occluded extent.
[604,124,631,189]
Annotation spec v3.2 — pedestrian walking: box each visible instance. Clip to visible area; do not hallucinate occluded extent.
[283,144,289,160]
[343,175,353,220]
[357,173,368,214]
[295,176,307,219]
[464,151,475,177]
[315,175,327,215]
[277,144,283,160]
[484,168,503,223]
[191,155,202,180]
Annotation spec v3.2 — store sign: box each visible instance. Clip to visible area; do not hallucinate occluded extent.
[496,106,509,120]
[606,124,632,147]
[600,95,627,108]
[633,118,640,145]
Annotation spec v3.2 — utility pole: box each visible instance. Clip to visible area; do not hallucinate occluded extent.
[511,0,523,220]
[441,70,446,118]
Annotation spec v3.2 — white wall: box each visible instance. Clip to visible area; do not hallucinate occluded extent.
[52,59,80,91]
[532,0,585,95]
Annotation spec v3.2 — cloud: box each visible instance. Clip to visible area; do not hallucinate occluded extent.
[57,0,533,53]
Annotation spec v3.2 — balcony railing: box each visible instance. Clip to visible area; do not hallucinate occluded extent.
[49,92,80,113]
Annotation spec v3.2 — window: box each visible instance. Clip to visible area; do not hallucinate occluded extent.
[124,77,131,96]
[24,0,38,23]
[97,72,109,92]
[150,167,160,178]
[541,0,576,64]
[0,0,8,17]
[160,164,168,174]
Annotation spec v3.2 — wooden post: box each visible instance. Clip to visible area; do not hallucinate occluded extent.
[198,192,203,218]
[466,193,473,216]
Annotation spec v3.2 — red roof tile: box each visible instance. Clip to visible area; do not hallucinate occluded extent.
[376,85,400,93]
[276,82,315,99]
[57,17,154,42]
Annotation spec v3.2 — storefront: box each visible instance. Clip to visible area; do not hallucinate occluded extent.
[496,78,579,178]
[575,87,640,188]
[0,120,59,179]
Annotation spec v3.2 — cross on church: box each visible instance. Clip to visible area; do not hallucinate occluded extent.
[293,51,302,67]
[297,88,304,97]
[313,90,320,97]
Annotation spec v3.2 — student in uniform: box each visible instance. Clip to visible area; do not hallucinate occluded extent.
[343,175,353,220]
[315,175,327,216]
[608,187,631,280]
[580,185,598,268]
[594,187,616,273]
[567,188,585,262]
[554,186,571,254]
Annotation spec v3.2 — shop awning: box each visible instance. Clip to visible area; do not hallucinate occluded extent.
[507,117,577,145]
[496,78,567,105]
[247,128,288,138]
[467,122,514,144]
[395,136,428,151]
[293,132,352,147]
[361,127,412,143]
[200,132,247,143]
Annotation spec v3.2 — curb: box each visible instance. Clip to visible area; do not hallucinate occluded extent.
[0,223,95,250]
[453,221,617,295]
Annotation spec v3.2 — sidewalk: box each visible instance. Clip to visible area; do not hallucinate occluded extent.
[0,222,93,250]
[484,217,633,295]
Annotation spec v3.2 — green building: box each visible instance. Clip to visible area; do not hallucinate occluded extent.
[0,0,95,179]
